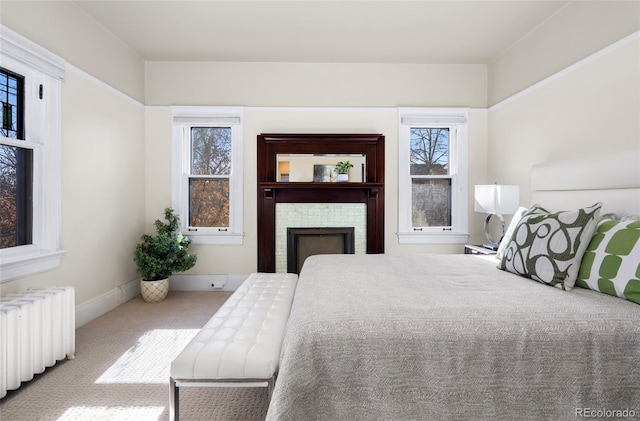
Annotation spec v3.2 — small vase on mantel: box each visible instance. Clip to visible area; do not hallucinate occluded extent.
[335,173,349,182]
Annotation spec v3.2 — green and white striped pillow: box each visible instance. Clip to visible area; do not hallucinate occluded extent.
[576,219,640,305]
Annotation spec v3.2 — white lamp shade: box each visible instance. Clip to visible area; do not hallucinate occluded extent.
[474,185,520,215]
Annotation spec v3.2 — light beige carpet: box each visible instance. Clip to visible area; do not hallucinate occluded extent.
[0,291,270,421]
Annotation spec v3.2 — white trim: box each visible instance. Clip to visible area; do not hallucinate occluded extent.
[397,108,469,244]
[173,116,241,125]
[0,248,66,281]
[187,232,244,245]
[0,138,41,149]
[246,106,397,113]
[75,279,141,328]
[490,30,640,111]
[0,25,65,80]
[38,74,63,251]
[401,115,467,125]
[169,274,248,291]
[171,107,244,244]
[171,106,245,121]
[397,232,469,245]
[156,106,509,115]
[0,29,65,282]
[74,275,246,328]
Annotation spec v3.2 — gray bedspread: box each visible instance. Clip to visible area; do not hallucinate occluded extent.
[266,254,640,421]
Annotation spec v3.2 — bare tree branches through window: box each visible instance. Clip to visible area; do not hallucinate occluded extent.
[409,128,451,227]
[188,127,232,228]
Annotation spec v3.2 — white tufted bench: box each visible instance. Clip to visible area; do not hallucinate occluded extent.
[169,272,298,421]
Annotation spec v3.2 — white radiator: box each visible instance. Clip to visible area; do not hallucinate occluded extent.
[0,286,75,399]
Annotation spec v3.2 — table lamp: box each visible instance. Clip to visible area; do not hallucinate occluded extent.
[474,184,520,250]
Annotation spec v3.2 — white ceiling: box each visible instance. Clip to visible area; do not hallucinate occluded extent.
[74,0,570,64]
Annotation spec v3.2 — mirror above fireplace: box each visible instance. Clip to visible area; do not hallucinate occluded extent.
[276,154,366,182]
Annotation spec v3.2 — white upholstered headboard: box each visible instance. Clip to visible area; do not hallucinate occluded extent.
[530,149,640,215]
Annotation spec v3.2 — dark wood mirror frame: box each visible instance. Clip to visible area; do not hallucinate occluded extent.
[257,133,385,272]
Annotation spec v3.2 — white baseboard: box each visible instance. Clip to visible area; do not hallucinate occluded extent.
[75,279,140,328]
[169,274,251,292]
[75,274,250,327]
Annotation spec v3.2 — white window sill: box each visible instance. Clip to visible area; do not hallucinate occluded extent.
[187,232,244,245]
[0,247,66,282]
[397,232,469,245]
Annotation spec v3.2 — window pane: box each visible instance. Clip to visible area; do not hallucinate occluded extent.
[190,127,231,176]
[411,178,451,227]
[189,178,229,227]
[0,68,24,140]
[0,144,33,248]
[410,128,449,175]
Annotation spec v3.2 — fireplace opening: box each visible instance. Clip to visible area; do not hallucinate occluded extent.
[287,227,355,274]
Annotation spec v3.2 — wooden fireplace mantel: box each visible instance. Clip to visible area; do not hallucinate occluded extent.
[257,133,385,272]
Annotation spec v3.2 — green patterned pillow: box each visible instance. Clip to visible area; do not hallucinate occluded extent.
[576,219,640,305]
[498,203,602,290]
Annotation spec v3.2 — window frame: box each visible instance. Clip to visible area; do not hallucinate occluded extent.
[171,107,244,245]
[0,26,65,282]
[397,108,469,244]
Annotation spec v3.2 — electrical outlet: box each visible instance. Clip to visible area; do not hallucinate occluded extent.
[209,282,225,290]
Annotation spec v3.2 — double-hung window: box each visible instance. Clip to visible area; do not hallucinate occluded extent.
[1,68,30,248]
[398,108,469,244]
[0,26,65,282]
[172,107,244,244]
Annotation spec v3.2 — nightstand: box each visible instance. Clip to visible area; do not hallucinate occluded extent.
[464,244,497,255]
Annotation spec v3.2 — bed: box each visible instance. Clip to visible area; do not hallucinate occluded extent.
[266,150,640,420]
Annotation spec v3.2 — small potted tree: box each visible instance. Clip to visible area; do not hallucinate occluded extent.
[133,208,197,303]
[334,160,354,182]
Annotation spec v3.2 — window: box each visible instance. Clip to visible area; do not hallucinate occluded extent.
[1,68,32,248]
[172,108,244,244]
[0,26,65,281]
[398,109,469,244]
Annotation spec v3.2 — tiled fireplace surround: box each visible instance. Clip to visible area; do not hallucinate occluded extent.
[275,203,367,273]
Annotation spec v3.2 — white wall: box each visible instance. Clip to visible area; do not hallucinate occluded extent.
[0,4,147,317]
[146,107,489,274]
[0,68,147,307]
[1,1,145,103]
[144,59,491,275]
[488,36,640,208]
[488,0,640,106]
[146,61,487,108]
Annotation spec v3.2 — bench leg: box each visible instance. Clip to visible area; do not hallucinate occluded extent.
[169,376,275,418]
[170,377,179,421]
[267,376,275,402]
